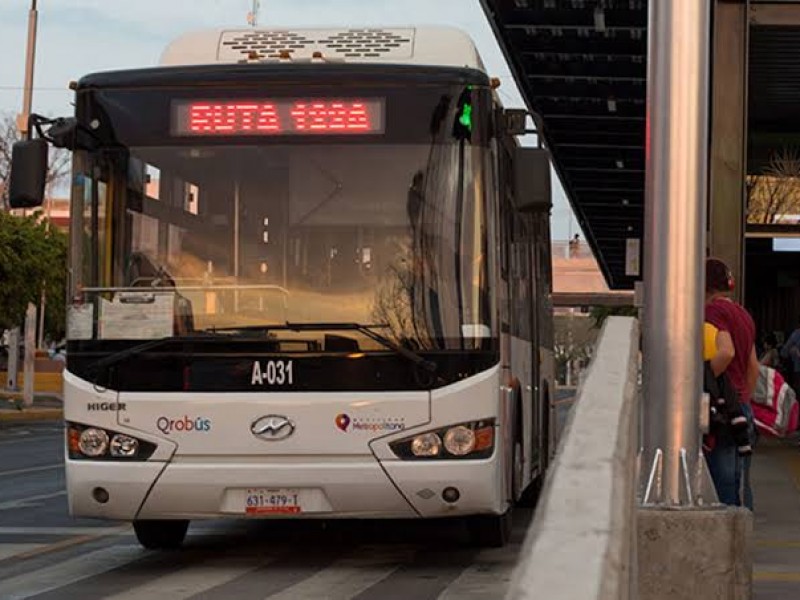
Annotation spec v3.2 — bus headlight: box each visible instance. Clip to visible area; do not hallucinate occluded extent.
[68,423,156,461]
[110,434,140,458]
[443,426,476,456]
[78,428,109,457]
[411,433,442,457]
[390,419,495,460]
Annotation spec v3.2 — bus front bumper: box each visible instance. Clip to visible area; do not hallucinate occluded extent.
[66,454,505,521]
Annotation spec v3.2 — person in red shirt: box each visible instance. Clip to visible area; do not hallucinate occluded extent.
[704,257,759,509]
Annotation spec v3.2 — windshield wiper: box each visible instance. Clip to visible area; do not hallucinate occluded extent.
[284,321,438,374]
[85,334,219,381]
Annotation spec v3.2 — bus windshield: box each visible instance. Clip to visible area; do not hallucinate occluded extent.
[68,82,496,353]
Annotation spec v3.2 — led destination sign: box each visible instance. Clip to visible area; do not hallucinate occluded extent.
[172,98,385,136]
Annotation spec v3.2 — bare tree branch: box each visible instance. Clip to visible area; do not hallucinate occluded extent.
[748,146,800,224]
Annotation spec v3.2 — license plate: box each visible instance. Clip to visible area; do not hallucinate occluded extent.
[244,488,302,515]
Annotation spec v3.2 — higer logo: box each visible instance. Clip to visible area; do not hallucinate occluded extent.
[156,416,212,435]
[87,402,126,412]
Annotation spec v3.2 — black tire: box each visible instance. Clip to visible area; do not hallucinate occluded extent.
[520,387,551,507]
[541,386,552,472]
[512,396,540,507]
[133,519,189,550]
[517,473,543,508]
[517,386,550,509]
[466,509,513,548]
[468,410,516,548]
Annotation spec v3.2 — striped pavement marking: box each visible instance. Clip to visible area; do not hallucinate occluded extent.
[0,544,145,600]
[436,544,521,599]
[0,491,66,511]
[756,539,800,549]
[9,525,131,562]
[0,464,62,478]
[101,554,271,600]
[0,526,128,536]
[0,544,45,562]
[184,549,340,599]
[0,433,63,447]
[349,547,479,600]
[0,539,523,600]
[753,570,800,583]
[265,547,414,600]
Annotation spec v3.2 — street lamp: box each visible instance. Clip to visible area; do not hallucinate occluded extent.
[18,1,47,350]
[4,1,40,404]
[17,0,39,139]
[247,0,261,27]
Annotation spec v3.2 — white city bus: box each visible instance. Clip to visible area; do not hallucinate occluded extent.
[8,26,555,549]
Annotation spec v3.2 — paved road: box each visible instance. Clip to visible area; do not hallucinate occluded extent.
[0,422,543,600]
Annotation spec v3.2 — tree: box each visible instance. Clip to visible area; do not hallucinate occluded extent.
[747,147,800,224]
[554,315,593,386]
[0,211,67,340]
[370,246,433,349]
[0,111,70,206]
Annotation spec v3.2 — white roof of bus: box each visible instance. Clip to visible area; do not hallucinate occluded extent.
[159,26,486,72]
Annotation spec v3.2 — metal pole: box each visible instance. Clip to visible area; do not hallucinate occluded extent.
[248,0,261,27]
[6,328,20,392]
[17,0,39,138]
[640,0,715,506]
[23,303,36,407]
[38,185,53,350]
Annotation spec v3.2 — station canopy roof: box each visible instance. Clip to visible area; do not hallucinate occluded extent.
[482,1,800,290]
[481,0,647,289]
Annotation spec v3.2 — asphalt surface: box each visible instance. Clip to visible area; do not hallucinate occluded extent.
[0,393,574,600]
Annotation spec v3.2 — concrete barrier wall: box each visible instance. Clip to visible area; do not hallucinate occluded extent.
[506,316,640,600]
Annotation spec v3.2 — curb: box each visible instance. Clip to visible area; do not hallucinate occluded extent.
[0,409,63,423]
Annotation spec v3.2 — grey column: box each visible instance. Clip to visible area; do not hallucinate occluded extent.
[640,0,715,506]
[708,0,748,302]
[18,0,38,137]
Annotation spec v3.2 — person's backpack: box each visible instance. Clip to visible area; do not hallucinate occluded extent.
[703,361,751,453]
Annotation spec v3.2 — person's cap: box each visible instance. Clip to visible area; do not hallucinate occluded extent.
[706,257,734,292]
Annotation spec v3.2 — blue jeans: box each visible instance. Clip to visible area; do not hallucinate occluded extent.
[740,403,757,511]
[704,442,740,506]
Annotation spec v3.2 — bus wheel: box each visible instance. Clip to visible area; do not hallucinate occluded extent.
[466,509,513,548]
[133,519,189,550]
[512,438,524,501]
[516,473,543,508]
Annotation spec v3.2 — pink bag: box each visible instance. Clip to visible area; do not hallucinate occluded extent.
[752,366,799,437]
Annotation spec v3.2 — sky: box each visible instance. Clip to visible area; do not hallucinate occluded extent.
[0,0,577,239]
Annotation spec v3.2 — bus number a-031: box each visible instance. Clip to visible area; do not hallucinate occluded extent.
[251,360,294,386]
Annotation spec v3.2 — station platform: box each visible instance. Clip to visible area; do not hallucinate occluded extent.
[753,436,800,599]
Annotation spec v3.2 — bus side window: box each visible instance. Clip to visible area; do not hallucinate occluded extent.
[498,147,514,281]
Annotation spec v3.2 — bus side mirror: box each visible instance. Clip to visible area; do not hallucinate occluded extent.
[513,146,552,213]
[8,138,48,209]
[503,109,529,136]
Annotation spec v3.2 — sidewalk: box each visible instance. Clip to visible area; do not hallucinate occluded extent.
[0,393,63,424]
[752,436,800,599]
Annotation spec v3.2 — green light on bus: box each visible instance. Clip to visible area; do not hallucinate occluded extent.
[459,103,473,131]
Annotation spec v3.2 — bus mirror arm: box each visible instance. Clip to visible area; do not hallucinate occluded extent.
[29,113,100,151]
[501,108,538,137]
